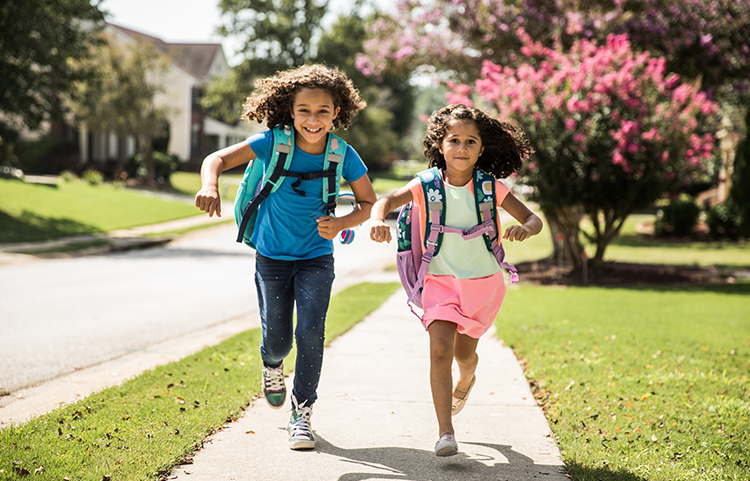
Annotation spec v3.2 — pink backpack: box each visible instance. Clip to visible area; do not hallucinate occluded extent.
[396,167,518,318]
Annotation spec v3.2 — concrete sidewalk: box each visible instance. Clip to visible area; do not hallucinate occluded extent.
[167,287,568,481]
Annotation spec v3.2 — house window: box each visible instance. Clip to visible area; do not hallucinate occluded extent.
[190,125,200,159]
[205,135,219,155]
[191,87,203,115]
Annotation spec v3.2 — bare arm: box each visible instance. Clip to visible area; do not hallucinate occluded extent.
[369,181,416,244]
[316,174,378,240]
[500,193,543,242]
[194,142,257,218]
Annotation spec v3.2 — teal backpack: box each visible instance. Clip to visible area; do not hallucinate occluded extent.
[396,166,518,317]
[234,125,347,248]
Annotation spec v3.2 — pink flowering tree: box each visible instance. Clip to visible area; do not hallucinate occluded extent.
[358,0,750,103]
[448,30,720,270]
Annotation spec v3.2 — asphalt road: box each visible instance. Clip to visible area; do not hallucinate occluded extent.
[0,222,396,395]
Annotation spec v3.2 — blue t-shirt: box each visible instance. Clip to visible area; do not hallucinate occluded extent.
[247,129,368,260]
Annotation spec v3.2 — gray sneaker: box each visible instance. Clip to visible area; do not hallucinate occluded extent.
[261,364,286,409]
[288,396,315,450]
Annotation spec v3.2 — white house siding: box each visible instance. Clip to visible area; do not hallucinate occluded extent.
[79,24,254,165]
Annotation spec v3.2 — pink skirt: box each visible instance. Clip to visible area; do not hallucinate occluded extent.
[420,271,506,338]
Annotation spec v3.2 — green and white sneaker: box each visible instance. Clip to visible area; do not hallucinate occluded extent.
[261,364,286,409]
[287,396,315,450]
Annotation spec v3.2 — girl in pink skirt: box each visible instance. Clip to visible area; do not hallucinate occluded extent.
[369,104,543,456]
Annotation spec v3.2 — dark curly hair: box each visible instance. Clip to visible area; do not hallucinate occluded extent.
[241,64,366,130]
[423,104,534,179]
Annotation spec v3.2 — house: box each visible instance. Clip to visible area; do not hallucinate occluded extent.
[80,23,257,166]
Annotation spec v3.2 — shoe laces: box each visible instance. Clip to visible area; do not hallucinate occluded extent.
[263,365,285,392]
[290,398,313,437]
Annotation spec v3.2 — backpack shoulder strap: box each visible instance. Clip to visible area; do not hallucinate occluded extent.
[473,169,519,283]
[417,166,446,257]
[322,133,347,215]
[264,125,295,193]
[473,169,498,251]
[234,125,294,243]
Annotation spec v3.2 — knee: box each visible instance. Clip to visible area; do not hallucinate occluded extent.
[454,347,478,365]
[430,339,453,364]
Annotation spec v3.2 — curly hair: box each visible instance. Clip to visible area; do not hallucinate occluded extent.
[241,64,366,130]
[423,104,534,179]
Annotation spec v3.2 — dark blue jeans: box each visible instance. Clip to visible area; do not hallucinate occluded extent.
[255,253,335,406]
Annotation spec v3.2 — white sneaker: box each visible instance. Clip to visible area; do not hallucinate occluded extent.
[435,432,458,457]
[288,396,315,450]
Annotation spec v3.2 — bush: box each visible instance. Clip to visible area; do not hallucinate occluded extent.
[706,203,740,240]
[654,198,701,237]
[15,137,79,175]
[125,151,178,184]
[81,169,104,185]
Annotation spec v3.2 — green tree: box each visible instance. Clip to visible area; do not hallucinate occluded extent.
[728,109,750,237]
[69,34,169,185]
[208,0,416,170]
[316,7,415,170]
[0,0,105,165]
[218,0,329,79]
[205,0,332,128]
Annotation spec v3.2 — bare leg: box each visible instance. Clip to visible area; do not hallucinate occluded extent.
[453,332,479,396]
[428,320,457,436]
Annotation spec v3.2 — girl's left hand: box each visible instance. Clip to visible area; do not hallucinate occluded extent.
[317,216,344,240]
[503,225,533,242]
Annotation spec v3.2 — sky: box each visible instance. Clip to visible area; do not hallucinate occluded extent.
[100,0,388,66]
[101,0,242,63]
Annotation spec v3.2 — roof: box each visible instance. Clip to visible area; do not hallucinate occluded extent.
[108,23,223,79]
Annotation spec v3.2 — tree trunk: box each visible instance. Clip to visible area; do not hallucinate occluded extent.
[138,135,157,187]
[544,204,585,271]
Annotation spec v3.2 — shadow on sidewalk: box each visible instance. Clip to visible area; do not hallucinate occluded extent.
[316,435,569,481]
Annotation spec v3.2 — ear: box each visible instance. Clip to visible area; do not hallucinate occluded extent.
[479,146,485,157]
[333,106,341,120]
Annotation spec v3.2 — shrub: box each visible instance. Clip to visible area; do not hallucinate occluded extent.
[655,198,701,237]
[706,203,740,239]
[81,169,104,185]
[125,151,178,184]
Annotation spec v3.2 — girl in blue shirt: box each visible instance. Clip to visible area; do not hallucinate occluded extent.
[195,64,376,451]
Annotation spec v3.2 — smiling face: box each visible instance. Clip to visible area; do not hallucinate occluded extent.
[439,119,485,176]
[290,87,340,154]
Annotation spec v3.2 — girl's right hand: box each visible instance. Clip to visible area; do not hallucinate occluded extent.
[195,186,222,217]
[369,222,391,243]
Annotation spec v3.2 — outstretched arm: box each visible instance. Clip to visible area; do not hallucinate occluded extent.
[369,183,415,244]
[317,174,377,240]
[500,193,543,242]
[195,142,257,218]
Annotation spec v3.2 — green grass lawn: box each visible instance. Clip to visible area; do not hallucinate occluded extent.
[0,179,199,243]
[170,172,242,201]
[0,282,400,480]
[497,284,750,481]
[503,212,750,268]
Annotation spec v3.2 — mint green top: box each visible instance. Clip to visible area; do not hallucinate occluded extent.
[428,180,507,279]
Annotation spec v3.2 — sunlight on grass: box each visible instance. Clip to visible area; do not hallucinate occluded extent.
[170,172,241,201]
[0,179,197,243]
[0,283,399,480]
[497,284,750,481]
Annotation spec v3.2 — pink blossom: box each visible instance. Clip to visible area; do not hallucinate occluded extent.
[565,119,577,131]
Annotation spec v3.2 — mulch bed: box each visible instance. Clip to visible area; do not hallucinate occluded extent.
[515,258,729,287]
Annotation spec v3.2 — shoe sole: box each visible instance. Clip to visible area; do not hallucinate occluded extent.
[289,438,316,450]
[435,443,458,457]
